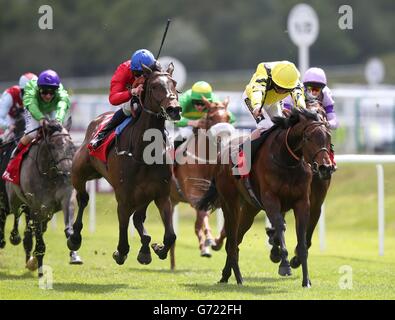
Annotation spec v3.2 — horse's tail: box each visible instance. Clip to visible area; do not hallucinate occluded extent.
[196,179,218,212]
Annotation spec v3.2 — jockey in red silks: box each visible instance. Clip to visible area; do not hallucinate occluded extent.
[0,73,37,142]
[90,49,157,148]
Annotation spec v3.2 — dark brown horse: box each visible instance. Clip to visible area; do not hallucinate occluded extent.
[0,111,26,248]
[198,108,334,287]
[68,63,181,266]
[267,100,333,270]
[170,97,234,259]
[213,101,334,271]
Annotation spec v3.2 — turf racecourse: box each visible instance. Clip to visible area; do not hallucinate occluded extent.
[0,164,394,300]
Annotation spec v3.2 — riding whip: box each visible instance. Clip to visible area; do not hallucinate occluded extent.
[156,19,172,59]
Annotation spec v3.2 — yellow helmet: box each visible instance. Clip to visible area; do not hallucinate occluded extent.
[191,81,213,101]
[271,61,300,90]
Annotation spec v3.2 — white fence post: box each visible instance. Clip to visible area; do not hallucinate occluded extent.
[319,204,326,251]
[173,205,179,234]
[89,180,96,233]
[216,209,224,234]
[51,214,57,231]
[376,164,385,256]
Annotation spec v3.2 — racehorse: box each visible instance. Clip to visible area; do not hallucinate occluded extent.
[68,62,181,266]
[212,100,334,272]
[0,111,26,248]
[5,120,79,276]
[170,97,234,260]
[277,99,333,269]
[198,108,335,287]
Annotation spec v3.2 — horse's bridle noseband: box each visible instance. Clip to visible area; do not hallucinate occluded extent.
[140,72,179,120]
[284,121,333,172]
[38,129,74,178]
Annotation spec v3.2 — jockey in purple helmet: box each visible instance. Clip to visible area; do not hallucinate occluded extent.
[11,69,71,157]
[283,67,338,130]
[282,67,338,167]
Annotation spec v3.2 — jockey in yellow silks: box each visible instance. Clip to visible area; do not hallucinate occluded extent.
[243,61,306,135]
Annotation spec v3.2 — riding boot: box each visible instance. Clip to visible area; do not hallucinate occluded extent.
[10,142,26,160]
[91,109,128,149]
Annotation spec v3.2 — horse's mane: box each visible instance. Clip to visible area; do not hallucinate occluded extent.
[272,108,320,129]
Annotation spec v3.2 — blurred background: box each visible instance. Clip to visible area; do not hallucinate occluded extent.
[1,0,395,153]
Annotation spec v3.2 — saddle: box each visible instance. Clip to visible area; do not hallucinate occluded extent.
[2,143,32,185]
[88,116,135,164]
[233,124,279,178]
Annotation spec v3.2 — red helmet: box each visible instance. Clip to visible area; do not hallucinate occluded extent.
[19,72,38,89]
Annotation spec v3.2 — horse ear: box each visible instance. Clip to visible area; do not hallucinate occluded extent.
[202,96,211,108]
[166,62,174,76]
[141,63,152,77]
[64,116,72,132]
[223,97,230,108]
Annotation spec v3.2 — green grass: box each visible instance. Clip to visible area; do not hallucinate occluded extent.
[0,164,395,300]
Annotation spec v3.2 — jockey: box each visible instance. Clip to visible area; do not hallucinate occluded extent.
[282,67,338,167]
[283,67,339,129]
[174,81,235,148]
[244,60,306,139]
[90,48,156,148]
[11,69,71,157]
[0,73,38,141]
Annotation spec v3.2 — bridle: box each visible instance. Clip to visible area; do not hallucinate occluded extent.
[140,72,178,120]
[36,128,74,178]
[284,121,332,173]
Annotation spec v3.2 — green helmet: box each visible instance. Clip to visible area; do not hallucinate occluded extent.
[191,81,213,101]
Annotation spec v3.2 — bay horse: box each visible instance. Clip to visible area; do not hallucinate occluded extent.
[212,100,334,272]
[170,97,234,259]
[0,111,26,248]
[267,100,333,270]
[68,62,181,266]
[198,108,334,287]
[5,120,78,276]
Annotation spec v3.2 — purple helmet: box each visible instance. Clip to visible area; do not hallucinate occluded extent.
[303,67,327,86]
[37,69,61,88]
[130,49,156,71]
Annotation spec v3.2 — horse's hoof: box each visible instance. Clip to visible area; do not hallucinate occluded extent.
[10,232,21,246]
[67,236,81,251]
[303,279,312,288]
[290,256,301,269]
[26,256,38,271]
[112,251,127,265]
[151,243,168,260]
[69,251,83,265]
[204,238,216,247]
[200,247,212,258]
[270,247,281,263]
[0,239,5,249]
[278,264,292,277]
[137,251,152,265]
[211,238,223,251]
